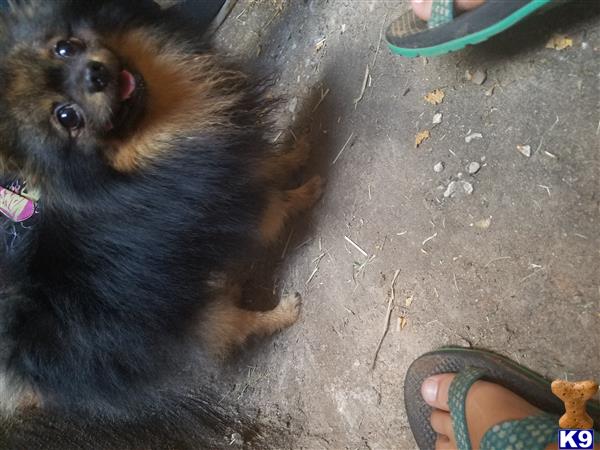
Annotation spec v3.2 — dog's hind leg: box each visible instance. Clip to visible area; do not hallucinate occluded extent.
[199,282,301,358]
[259,175,323,244]
[259,136,311,184]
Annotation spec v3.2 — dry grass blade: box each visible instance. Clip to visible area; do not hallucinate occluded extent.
[305,266,319,285]
[332,132,355,165]
[344,235,368,257]
[280,229,294,259]
[312,87,330,112]
[315,37,326,52]
[353,65,370,109]
[353,254,376,281]
[484,256,511,268]
[422,232,437,246]
[306,252,327,286]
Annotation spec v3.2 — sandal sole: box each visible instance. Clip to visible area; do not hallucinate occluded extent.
[387,0,553,57]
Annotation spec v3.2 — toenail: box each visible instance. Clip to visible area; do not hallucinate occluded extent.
[422,377,439,403]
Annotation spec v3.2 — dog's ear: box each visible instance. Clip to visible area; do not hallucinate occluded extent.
[6,0,50,19]
[2,0,57,36]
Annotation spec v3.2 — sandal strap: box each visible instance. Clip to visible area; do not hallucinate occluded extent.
[387,9,428,40]
[448,366,488,450]
[480,414,559,450]
[448,369,599,450]
[428,0,454,28]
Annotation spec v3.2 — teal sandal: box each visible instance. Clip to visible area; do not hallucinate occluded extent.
[404,347,600,450]
[386,0,554,57]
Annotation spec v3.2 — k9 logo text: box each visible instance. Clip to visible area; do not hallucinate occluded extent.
[558,429,595,450]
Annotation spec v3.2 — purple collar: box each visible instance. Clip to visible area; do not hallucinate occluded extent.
[0,184,36,222]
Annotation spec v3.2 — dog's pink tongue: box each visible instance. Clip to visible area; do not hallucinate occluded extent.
[119,70,136,101]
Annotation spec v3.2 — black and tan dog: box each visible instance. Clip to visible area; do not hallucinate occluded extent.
[0,0,321,445]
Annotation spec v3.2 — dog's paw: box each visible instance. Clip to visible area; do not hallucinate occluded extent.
[274,292,302,328]
[301,175,325,207]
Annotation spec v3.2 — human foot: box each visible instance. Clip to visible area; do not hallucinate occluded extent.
[422,373,567,450]
[405,349,600,449]
[423,373,545,449]
[410,0,485,22]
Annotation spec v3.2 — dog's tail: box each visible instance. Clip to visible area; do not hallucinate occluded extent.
[1,388,286,450]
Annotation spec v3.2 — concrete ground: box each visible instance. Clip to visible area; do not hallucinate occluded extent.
[213,1,600,448]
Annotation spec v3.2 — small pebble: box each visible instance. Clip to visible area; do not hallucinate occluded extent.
[461,181,474,195]
[467,162,481,174]
[434,162,444,173]
[480,156,486,162]
[470,69,487,85]
[457,172,463,179]
[474,217,492,229]
[443,181,458,198]
[465,132,483,143]
[516,144,531,157]
[432,112,443,124]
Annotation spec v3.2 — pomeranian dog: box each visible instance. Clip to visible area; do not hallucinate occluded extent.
[0,0,321,447]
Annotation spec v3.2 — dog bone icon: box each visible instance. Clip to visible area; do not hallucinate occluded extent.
[551,379,598,429]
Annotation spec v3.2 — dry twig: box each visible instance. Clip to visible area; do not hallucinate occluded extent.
[371,269,400,370]
[371,11,389,69]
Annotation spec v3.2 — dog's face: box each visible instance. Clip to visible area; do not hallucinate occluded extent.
[0,4,147,180]
[0,1,248,187]
[10,31,145,140]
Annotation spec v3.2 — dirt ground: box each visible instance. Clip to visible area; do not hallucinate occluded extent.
[212,1,600,448]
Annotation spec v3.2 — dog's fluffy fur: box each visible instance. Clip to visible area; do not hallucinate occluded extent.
[0,0,320,441]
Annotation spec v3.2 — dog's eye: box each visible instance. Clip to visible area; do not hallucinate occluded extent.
[55,39,83,58]
[55,104,83,130]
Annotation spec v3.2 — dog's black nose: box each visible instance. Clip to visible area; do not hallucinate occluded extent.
[85,61,110,93]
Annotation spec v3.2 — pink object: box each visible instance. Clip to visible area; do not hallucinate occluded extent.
[119,70,136,101]
[0,186,35,222]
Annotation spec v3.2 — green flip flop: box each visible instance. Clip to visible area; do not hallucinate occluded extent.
[404,347,600,450]
[386,0,554,57]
